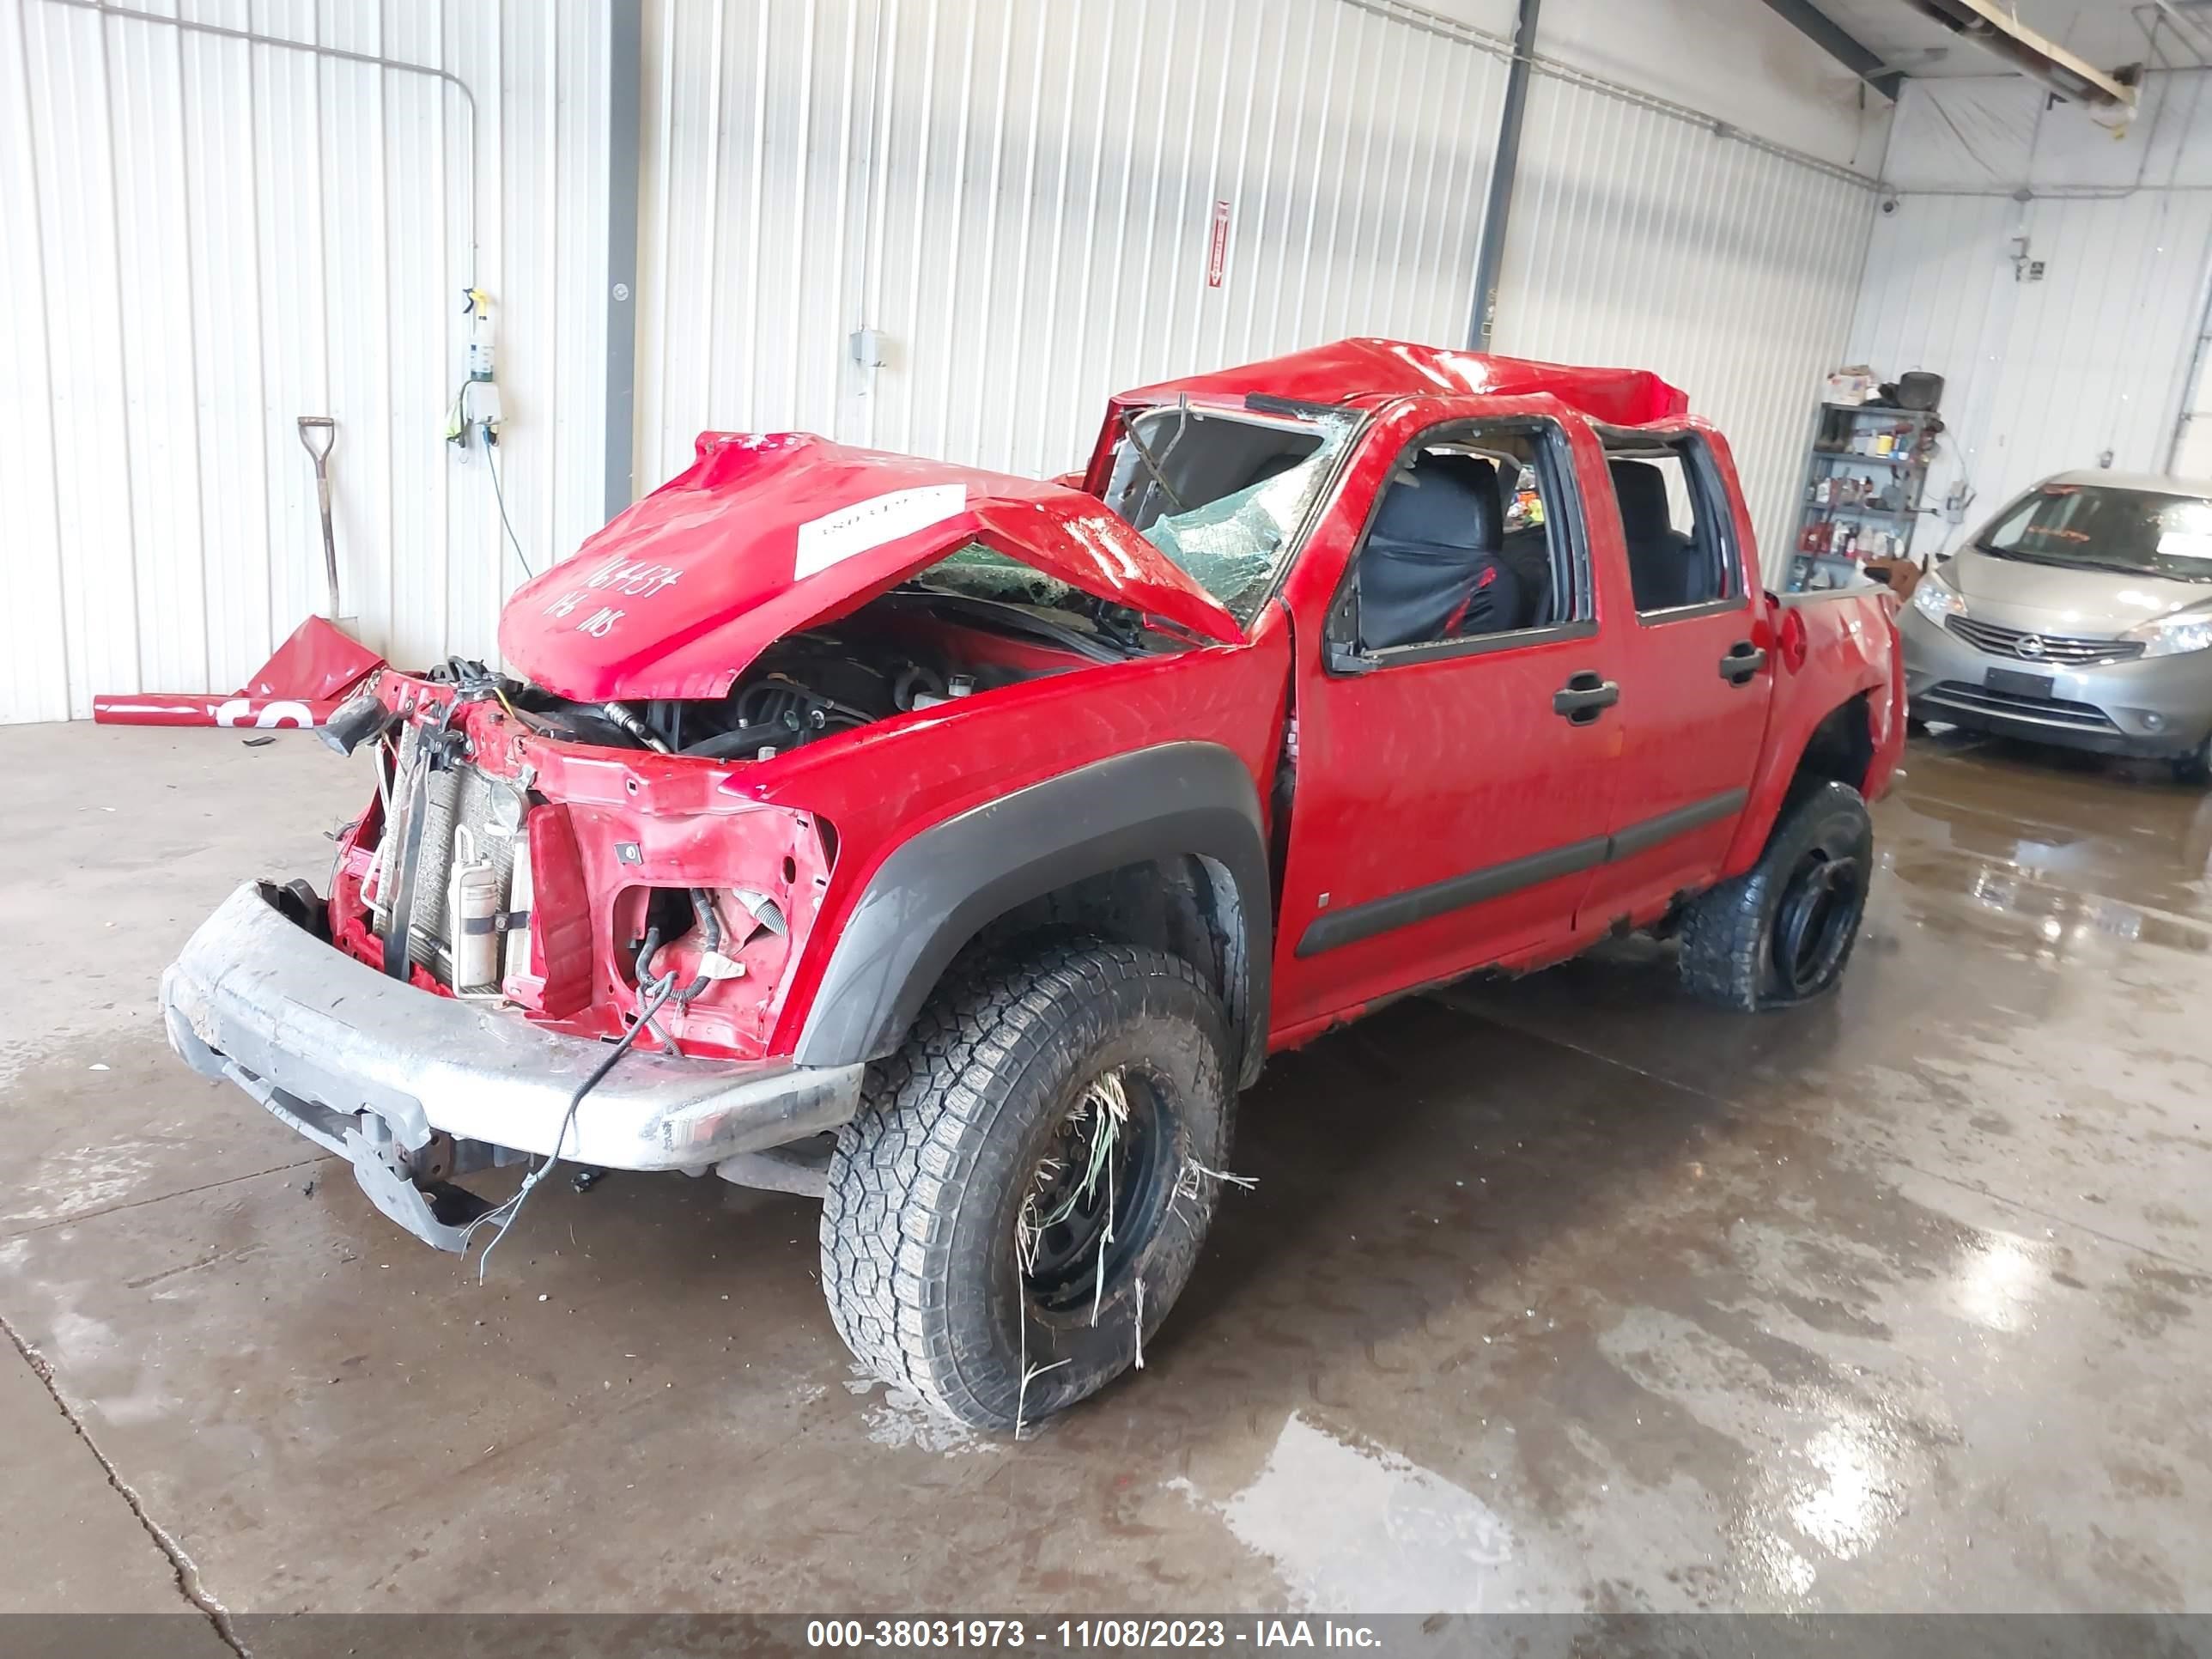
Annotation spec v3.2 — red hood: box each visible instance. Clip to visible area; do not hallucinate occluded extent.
[501,434,1244,702]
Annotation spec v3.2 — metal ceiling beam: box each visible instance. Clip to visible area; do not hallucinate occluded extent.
[605,0,643,522]
[1901,0,2139,106]
[1468,0,1540,350]
[1758,0,1905,100]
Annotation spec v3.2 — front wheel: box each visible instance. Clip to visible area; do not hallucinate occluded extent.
[819,939,1234,1432]
[2172,734,2212,787]
[1677,781,1874,1012]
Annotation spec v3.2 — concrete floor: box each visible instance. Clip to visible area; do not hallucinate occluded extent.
[3,720,2209,1620]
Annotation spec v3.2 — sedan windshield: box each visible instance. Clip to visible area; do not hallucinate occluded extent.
[1103,403,1359,623]
[1977,483,2212,583]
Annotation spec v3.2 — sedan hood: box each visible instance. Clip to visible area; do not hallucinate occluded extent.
[501,434,1244,702]
[1946,545,2212,634]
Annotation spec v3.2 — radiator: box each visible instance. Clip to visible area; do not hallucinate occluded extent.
[371,722,526,991]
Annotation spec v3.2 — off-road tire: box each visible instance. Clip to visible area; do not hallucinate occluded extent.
[819,939,1233,1432]
[1677,781,1874,1012]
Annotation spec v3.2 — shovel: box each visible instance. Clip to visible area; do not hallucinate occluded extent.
[296,415,356,633]
[91,416,384,727]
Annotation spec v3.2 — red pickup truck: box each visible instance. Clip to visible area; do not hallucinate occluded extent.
[162,339,1904,1430]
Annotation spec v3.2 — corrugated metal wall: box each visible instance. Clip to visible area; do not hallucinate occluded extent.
[1493,74,1875,582]
[1846,71,2212,556]
[635,0,1875,586]
[2177,310,2212,479]
[5,0,1880,722]
[635,0,1513,486]
[0,0,610,725]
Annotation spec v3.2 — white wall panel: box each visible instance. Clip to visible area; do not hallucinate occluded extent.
[1846,72,2212,559]
[1491,76,1876,584]
[0,0,71,721]
[2176,305,2212,480]
[9,0,1888,721]
[1531,0,1887,173]
[635,0,1512,486]
[0,0,611,723]
[635,0,1874,589]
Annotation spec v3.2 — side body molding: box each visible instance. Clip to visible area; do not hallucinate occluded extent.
[793,742,1273,1087]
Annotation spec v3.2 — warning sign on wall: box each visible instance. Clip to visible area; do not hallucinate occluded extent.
[1206,200,1231,289]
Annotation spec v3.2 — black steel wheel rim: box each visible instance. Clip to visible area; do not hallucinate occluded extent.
[1773,846,1863,996]
[1018,1068,1176,1316]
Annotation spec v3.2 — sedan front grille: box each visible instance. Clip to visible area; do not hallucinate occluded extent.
[1944,615,2145,666]
[1924,681,2119,732]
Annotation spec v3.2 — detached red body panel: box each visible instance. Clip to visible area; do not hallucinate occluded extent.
[93,617,383,729]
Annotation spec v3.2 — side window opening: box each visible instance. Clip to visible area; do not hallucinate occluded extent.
[1600,435,1738,615]
[1346,424,1584,656]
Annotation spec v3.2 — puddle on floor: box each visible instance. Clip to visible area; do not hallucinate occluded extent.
[1171,1412,1518,1613]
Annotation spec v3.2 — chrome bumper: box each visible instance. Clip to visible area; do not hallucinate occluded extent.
[161,883,864,1249]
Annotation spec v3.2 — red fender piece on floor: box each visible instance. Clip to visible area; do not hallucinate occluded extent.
[92,617,385,729]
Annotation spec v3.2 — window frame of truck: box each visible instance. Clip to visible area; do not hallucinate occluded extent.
[1264,394,1628,1042]
[1580,420,1777,931]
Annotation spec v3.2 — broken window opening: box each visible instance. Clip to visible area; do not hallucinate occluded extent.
[1103,404,1358,625]
[1595,434,1741,616]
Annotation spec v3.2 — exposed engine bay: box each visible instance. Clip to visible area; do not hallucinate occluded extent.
[337,551,1182,1014]
[508,555,1163,764]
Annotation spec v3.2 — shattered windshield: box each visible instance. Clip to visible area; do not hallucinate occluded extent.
[1104,403,1358,623]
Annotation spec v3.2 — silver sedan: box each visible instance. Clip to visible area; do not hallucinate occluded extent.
[1899,471,2212,782]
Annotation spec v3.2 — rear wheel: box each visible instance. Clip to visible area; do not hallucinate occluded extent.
[819,939,1233,1432]
[1678,781,1874,1012]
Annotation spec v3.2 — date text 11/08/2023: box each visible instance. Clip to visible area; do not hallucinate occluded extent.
[805,1619,1388,1650]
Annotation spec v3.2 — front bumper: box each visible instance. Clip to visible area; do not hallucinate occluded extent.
[161,883,864,1249]
[1899,605,2212,760]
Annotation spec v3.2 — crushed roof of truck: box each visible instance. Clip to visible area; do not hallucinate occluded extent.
[1110,337,1690,428]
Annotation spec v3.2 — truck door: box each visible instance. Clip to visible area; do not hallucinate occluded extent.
[1267,404,1626,1042]
[1577,424,1773,930]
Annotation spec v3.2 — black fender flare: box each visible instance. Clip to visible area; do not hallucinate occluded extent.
[792,741,1273,1087]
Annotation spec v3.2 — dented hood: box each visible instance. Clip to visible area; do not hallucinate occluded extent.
[501,434,1244,702]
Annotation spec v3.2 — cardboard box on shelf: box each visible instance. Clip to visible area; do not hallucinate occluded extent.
[1824,366,1880,406]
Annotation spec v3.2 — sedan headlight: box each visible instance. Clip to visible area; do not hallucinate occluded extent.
[2127,610,2212,659]
[1912,567,1965,623]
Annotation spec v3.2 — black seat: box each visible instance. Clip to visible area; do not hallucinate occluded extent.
[1492,466,1554,628]
[1610,459,1708,611]
[1358,454,1520,650]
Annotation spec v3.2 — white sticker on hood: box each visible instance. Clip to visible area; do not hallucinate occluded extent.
[794,483,968,580]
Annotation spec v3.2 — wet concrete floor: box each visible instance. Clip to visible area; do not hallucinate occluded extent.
[2,721,2209,1618]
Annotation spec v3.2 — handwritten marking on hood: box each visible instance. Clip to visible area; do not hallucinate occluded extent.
[795,483,968,580]
[587,556,684,598]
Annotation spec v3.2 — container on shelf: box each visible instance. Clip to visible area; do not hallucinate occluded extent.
[1789,386,1938,590]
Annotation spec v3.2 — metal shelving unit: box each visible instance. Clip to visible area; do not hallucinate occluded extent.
[1786,404,1939,592]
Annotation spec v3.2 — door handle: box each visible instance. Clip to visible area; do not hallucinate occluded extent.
[1553,670,1620,725]
[1719,641,1768,685]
